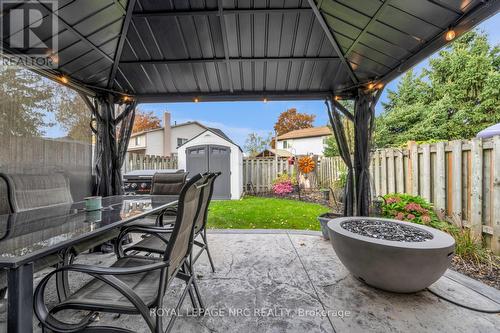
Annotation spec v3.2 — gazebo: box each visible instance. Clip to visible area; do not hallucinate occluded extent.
[1,0,498,215]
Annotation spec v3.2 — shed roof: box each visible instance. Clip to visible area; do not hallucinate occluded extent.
[1,0,498,101]
[179,128,242,151]
[278,126,332,140]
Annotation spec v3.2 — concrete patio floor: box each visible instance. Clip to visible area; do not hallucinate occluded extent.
[18,230,500,332]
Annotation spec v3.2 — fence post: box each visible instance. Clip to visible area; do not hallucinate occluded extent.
[374,150,380,197]
[387,148,395,194]
[422,144,431,202]
[380,149,387,195]
[470,138,483,241]
[396,149,405,193]
[492,137,500,254]
[435,142,446,218]
[409,141,419,195]
[451,140,463,224]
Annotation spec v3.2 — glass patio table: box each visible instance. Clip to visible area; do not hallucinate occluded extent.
[0,195,178,333]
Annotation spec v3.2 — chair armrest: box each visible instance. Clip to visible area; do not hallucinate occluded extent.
[115,225,174,258]
[54,260,169,276]
[34,261,164,332]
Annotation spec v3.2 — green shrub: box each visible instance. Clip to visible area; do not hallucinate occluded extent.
[272,172,297,186]
[382,193,497,266]
[332,171,347,189]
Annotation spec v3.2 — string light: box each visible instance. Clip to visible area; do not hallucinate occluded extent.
[122,95,133,102]
[334,96,341,101]
[368,83,374,90]
[263,98,268,103]
[445,28,456,41]
[376,83,384,89]
[194,97,199,103]
[59,75,69,84]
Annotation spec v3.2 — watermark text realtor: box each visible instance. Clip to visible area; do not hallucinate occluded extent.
[0,0,59,67]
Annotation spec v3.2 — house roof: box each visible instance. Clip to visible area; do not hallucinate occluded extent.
[1,1,497,101]
[255,149,293,158]
[171,121,206,129]
[130,127,163,137]
[130,120,207,137]
[278,127,332,140]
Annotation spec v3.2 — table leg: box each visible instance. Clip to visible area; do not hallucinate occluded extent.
[7,263,33,333]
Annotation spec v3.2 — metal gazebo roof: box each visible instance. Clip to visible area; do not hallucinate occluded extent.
[1,0,498,102]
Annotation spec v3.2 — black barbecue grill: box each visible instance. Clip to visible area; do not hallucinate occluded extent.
[123,169,183,194]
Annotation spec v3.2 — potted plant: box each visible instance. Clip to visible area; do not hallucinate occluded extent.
[320,188,330,201]
[317,211,343,240]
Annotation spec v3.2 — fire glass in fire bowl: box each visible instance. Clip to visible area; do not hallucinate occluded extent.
[327,217,455,293]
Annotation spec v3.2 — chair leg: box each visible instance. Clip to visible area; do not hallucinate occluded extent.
[191,278,205,311]
[181,263,199,310]
[201,230,216,273]
[56,250,74,302]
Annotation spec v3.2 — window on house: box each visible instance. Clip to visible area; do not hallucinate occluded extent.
[177,138,188,147]
[135,136,140,145]
[282,140,289,148]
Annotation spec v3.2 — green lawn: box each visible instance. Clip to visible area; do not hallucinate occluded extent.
[207,196,329,230]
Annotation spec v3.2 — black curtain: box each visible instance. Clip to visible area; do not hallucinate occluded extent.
[325,99,354,216]
[353,89,377,216]
[91,94,136,196]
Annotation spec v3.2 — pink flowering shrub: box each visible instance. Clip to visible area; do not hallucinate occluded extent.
[272,173,297,196]
[272,181,294,195]
[381,193,447,230]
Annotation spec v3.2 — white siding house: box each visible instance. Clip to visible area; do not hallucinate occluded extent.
[127,112,214,157]
[276,126,332,156]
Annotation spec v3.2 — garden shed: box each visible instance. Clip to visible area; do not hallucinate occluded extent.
[178,129,243,200]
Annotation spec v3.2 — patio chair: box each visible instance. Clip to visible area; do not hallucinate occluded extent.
[34,173,210,333]
[117,172,220,273]
[128,171,188,228]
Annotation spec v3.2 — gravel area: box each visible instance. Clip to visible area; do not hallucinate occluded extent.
[341,219,434,242]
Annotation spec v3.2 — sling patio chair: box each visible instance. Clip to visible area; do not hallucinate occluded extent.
[34,173,210,333]
[116,172,220,273]
[127,171,188,228]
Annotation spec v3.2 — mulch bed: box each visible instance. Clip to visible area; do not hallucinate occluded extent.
[451,256,500,290]
[255,190,335,208]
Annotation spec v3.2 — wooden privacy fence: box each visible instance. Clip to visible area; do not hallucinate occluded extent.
[0,135,92,201]
[243,156,345,193]
[370,138,500,254]
[243,138,500,254]
[123,153,178,172]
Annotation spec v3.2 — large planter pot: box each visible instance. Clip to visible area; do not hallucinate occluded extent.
[317,212,342,240]
[327,217,455,293]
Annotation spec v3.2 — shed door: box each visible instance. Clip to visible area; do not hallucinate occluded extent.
[186,145,231,199]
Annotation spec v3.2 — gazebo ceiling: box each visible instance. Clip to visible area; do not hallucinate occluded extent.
[1,0,498,102]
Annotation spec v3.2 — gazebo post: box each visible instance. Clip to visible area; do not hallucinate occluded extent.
[353,88,383,216]
[80,93,137,196]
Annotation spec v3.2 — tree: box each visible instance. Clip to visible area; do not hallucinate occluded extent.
[324,101,355,157]
[132,110,161,133]
[375,30,500,147]
[244,132,271,156]
[274,108,315,136]
[55,92,91,142]
[0,66,56,137]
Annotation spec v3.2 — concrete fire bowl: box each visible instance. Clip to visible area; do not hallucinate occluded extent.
[327,217,455,293]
